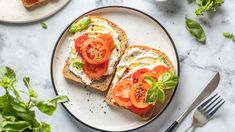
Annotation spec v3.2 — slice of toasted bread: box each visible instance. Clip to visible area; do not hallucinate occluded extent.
[63,15,128,91]
[21,0,49,10]
[105,45,175,120]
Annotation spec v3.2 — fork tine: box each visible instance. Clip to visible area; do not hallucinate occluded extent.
[199,94,219,111]
[206,98,223,113]
[208,100,225,117]
[198,94,218,109]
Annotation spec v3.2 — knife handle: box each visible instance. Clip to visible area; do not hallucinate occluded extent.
[165,121,178,132]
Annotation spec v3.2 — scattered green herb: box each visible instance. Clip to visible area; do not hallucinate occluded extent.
[0,66,69,132]
[223,32,235,41]
[40,22,47,29]
[185,17,206,43]
[69,18,91,33]
[195,0,224,16]
[94,56,102,62]
[72,61,84,70]
[144,72,178,103]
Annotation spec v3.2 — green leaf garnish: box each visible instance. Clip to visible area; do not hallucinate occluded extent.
[0,66,69,132]
[223,32,235,41]
[195,0,224,16]
[69,17,91,33]
[144,72,178,104]
[72,61,84,70]
[158,72,179,89]
[185,17,206,43]
[94,56,102,62]
[156,89,165,103]
[31,96,69,116]
[146,86,158,103]
[40,22,47,29]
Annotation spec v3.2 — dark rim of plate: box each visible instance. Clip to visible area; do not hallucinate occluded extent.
[50,6,180,132]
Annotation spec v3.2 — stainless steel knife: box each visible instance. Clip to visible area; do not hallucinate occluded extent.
[165,72,220,132]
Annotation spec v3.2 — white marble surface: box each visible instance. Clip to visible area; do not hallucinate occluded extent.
[0,0,235,132]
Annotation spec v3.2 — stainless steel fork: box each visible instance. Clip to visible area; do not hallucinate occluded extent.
[184,94,225,132]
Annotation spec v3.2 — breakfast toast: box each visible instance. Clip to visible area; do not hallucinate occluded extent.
[105,45,176,120]
[63,16,128,91]
[21,0,49,10]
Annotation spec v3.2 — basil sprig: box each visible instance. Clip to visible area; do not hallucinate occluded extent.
[185,17,206,43]
[69,17,91,33]
[195,0,224,16]
[144,72,178,104]
[0,66,69,132]
[223,32,235,41]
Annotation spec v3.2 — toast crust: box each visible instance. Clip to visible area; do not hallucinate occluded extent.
[63,15,128,91]
[21,0,49,10]
[105,45,175,120]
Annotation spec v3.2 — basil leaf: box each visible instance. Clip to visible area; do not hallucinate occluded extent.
[32,95,69,116]
[185,17,206,43]
[33,122,51,132]
[158,72,178,89]
[145,87,158,104]
[40,22,47,29]
[144,76,156,87]
[41,122,51,132]
[72,61,84,70]
[195,0,224,16]
[49,96,69,104]
[69,18,91,33]
[0,94,11,115]
[156,89,165,103]
[223,32,235,41]
[0,66,17,89]
[23,77,38,98]
[1,120,31,131]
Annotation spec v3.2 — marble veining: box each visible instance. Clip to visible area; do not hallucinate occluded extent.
[0,0,235,132]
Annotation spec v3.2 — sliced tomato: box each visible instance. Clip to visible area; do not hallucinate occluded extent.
[138,71,159,83]
[132,68,150,83]
[75,35,88,53]
[83,60,108,79]
[129,104,153,115]
[153,65,169,76]
[99,34,115,50]
[112,79,133,108]
[82,38,111,64]
[129,82,151,109]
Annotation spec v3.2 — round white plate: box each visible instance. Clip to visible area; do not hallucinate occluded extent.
[51,6,180,132]
[0,0,70,23]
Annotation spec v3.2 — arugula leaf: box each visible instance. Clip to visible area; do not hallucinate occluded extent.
[195,0,224,16]
[185,17,206,43]
[1,120,31,131]
[32,96,69,116]
[40,22,47,29]
[69,18,91,33]
[223,32,235,41]
[72,61,84,70]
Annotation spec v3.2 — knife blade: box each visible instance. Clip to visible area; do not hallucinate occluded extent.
[165,72,220,132]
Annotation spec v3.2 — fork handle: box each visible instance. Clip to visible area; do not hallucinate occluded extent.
[165,121,178,132]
